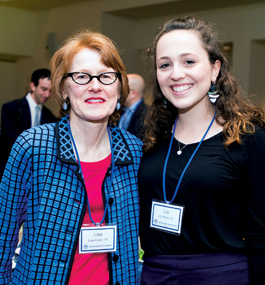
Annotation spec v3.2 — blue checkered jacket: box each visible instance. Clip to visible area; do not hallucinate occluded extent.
[0,116,142,285]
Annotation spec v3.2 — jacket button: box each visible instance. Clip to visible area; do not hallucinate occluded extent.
[113,255,119,262]
[109,198,114,205]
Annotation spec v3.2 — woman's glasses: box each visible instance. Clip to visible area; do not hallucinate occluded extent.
[63,72,121,85]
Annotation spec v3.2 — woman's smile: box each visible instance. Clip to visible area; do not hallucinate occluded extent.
[171,84,193,93]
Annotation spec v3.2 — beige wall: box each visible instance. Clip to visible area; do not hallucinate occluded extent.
[249,40,265,107]
[0,6,36,57]
[0,61,17,111]
[1,0,265,121]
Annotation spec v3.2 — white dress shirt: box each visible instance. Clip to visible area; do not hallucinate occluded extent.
[26,93,43,127]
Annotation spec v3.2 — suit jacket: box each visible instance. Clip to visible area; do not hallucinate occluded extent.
[0,96,56,177]
[126,99,147,140]
[0,116,142,284]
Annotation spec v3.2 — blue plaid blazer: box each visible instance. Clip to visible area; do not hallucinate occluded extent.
[0,116,142,285]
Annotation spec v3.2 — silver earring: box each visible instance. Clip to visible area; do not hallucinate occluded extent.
[207,81,219,104]
[116,100,121,111]
[63,102,67,111]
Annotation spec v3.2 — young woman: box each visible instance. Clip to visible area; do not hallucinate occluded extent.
[139,16,265,285]
[0,30,142,285]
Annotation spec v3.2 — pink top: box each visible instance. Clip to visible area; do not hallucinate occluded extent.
[69,154,111,285]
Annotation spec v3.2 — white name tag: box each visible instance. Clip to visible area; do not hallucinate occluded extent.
[79,225,117,254]
[150,200,184,235]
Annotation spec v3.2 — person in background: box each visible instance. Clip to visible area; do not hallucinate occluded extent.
[0,68,56,179]
[118,73,147,139]
[0,30,142,285]
[139,16,265,285]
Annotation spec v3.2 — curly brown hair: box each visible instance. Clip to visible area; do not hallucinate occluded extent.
[50,29,129,125]
[143,16,265,152]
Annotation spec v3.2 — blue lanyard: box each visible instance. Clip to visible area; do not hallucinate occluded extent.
[68,120,114,226]
[162,111,216,204]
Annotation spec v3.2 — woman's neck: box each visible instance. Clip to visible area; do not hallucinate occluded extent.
[175,103,223,144]
[69,116,111,162]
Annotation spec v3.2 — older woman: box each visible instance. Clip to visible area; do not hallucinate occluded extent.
[0,30,142,285]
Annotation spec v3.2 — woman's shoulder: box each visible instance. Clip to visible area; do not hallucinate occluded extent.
[110,125,143,162]
[124,130,143,146]
[241,125,265,143]
[254,125,265,134]
[7,124,56,165]
[111,125,143,147]
[23,122,56,136]
[248,125,265,147]
[15,123,56,146]
[231,126,265,160]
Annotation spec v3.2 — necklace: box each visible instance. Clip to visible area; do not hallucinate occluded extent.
[177,142,187,155]
[176,125,209,155]
[163,111,216,203]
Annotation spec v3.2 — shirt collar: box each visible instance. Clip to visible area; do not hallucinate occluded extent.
[26,92,43,110]
[127,98,143,112]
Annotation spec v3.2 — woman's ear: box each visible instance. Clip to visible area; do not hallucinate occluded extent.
[211,60,221,82]
[61,85,67,100]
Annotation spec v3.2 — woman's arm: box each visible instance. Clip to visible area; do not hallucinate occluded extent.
[0,133,32,284]
[243,128,265,284]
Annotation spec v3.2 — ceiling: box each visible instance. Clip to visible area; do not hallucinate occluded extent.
[0,0,264,18]
[109,0,265,20]
[0,0,94,11]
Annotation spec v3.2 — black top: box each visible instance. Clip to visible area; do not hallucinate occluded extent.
[139,128,265,282]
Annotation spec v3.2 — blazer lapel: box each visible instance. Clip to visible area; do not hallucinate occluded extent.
[56,117,134,168]
[56,116,76,164]
[110,125,133,166]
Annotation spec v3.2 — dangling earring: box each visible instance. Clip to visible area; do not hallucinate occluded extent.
[63,101,68,111]
[163,98,167,109]
[116,99,121,111]
[207,81,219,104]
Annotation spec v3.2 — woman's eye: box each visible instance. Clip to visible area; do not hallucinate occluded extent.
[185,60,195,65]
[159,63,170,69]
[77,74,88,79]
[102,74,111,79]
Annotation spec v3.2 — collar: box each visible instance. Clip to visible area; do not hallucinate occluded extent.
[26,92,43,109]
[127,98,143,112]
[56,116,133,166]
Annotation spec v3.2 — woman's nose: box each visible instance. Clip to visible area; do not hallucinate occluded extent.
[88,77,102,92]
[171,65,185,81]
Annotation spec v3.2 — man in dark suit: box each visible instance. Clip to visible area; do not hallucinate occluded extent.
[118,74,147,140]
[0,68,56,178]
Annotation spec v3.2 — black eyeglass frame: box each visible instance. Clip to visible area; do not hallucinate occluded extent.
[63,71,121,85]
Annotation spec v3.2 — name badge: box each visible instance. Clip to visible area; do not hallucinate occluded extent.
[79,225,117,254]
[150,200,184,235]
